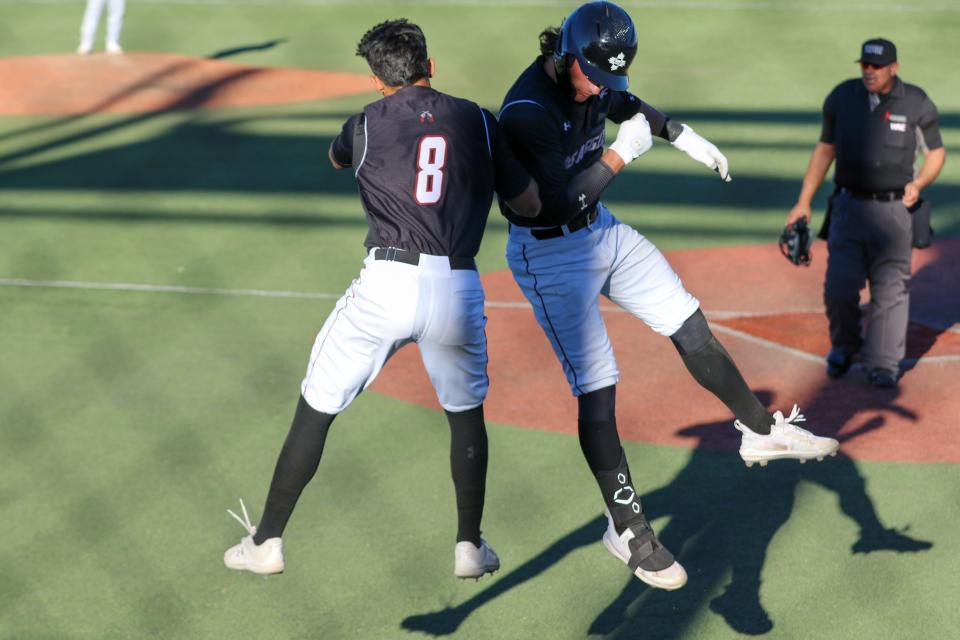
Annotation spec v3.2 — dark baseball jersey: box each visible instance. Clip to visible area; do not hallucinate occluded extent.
[497,58,668,227]
[821,77,942,192]
[330,85,530,257]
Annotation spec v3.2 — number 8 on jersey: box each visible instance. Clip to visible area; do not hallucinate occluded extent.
[415,135,447,205]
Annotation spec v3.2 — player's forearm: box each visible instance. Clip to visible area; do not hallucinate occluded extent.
[601,149,625,174]
[912,147,946,191]
[796,142,835,205]
[505,178,542,218]
[555,158,618,219]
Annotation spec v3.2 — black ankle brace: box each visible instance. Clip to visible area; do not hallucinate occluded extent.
[594,449,644,534]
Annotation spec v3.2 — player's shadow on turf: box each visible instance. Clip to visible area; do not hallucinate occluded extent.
[401,515,606,636]
[401,390,932,638]
[592,390,932,639]
[208,39,288,60]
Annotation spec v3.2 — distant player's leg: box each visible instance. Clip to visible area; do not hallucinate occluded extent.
[78,0,106,54]
[418,264,498,579]
[224,253,417,574]
[105,0,125,53]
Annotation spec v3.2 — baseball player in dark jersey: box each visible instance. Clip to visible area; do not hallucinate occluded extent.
[223,19,540,580]
[498,1,839,590]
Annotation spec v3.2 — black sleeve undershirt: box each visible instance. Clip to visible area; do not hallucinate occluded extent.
[608,91,681,141]
[330,113,362,166]
[484,108,533,201]
[565,159,616,217]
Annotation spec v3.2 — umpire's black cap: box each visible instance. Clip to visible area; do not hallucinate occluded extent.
[857,38,897,66]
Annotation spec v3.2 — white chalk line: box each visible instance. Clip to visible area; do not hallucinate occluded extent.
[2,277,958,365]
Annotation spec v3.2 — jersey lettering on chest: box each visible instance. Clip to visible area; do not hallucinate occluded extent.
[564,130,606,170]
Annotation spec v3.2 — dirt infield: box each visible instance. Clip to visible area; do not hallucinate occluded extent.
[0,53,371,115]
[372,239,960,464]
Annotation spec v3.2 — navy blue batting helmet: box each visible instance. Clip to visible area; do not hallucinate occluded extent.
[556,1,637,91]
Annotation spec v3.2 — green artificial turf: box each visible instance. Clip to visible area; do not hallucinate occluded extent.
[1,1,959,638]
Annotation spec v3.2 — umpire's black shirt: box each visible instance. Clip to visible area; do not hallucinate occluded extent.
[330,85,530,257]
[498,58,669,227]
[821,76,942,192]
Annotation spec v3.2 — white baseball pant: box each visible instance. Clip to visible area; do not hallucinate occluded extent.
[301,249,489,414]
[507,203,699,396]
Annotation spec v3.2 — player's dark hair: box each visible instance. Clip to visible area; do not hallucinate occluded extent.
[539,26,560,56]
[356,19,430,87]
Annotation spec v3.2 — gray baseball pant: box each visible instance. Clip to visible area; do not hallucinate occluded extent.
[823,190,913,373]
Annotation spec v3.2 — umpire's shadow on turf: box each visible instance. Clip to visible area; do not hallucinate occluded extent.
[401,391,932,638]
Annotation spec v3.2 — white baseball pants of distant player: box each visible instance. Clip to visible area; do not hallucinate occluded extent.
[507,203,699,396]
[79,0,126,49]
[301,249,488,414]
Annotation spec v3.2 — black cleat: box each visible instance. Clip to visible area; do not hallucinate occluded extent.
[866,368,898,388]
[826,348,855,378]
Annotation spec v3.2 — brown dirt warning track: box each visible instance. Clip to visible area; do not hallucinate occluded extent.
[0,52,371,115]
[372,239,960,465]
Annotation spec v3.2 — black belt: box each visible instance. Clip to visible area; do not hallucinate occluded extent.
[841,187,904,202]
[530,207,598,240]
[373,247,476,270]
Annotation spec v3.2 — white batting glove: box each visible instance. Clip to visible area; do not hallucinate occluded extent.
[609,113,653,165]
[671,124,732,182]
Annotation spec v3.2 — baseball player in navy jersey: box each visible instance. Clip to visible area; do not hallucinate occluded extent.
[223,19,540,580]
[498,1,839,590]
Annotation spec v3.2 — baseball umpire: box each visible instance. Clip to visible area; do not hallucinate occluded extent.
[498,1,839,590]
[223,19,540,579]
[786,38,946,388]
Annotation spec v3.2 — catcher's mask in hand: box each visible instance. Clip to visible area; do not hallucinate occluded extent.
[779,219,812,266]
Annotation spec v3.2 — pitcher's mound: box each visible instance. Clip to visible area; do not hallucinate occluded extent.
[0,52,372,116]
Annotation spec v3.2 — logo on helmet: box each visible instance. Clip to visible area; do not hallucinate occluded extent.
[608,52,626,71]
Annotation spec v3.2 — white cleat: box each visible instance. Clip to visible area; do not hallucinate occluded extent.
[736,405,839,467]
[601,510,687,590]
[105,41,123,55]
[223,498,284,575]
[454,539,500,579]
[76,42,93,55]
